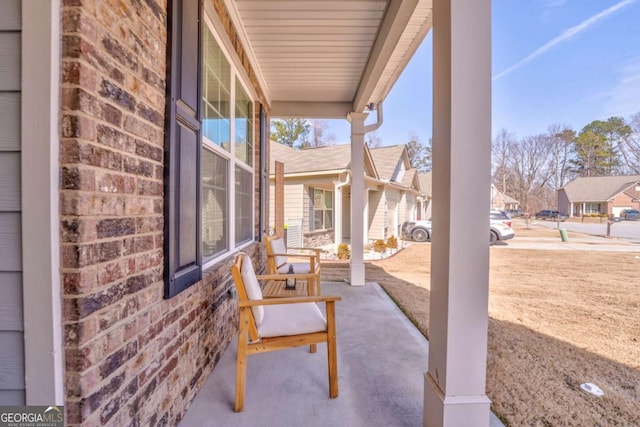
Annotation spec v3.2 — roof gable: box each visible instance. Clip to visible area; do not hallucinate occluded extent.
[369,144,408,181]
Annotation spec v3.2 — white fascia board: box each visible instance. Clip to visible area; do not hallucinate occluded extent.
[271,101,353,119]
[269,169,348,180]
[353,0,419,111]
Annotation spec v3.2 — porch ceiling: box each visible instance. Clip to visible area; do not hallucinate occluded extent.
[225,0,433,118]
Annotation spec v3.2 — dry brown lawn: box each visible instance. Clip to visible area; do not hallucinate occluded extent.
[323,225,640,426]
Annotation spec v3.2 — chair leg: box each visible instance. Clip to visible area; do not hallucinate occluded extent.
[326,301,338,398]
[308,276,317,353]
[235,310,249,412]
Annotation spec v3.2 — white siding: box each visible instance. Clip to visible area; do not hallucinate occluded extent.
[368,190,385,240]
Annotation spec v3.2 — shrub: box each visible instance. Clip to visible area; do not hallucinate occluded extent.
[373,239,387,253]
[337,243,351,260]
[386,235,398,249]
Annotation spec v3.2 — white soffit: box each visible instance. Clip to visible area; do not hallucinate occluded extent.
[225,0,433,117]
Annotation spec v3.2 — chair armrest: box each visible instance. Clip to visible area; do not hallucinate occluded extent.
[270,252,318,259]
[287,247,322,256]
[256,273,318,281]
[239,295,341,307]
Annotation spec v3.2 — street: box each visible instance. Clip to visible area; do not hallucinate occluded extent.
[533,219,640,241]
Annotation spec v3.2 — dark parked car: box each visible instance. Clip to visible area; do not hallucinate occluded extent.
[620,209,640,220]
[506,209,524,218]
[534,210,567,221]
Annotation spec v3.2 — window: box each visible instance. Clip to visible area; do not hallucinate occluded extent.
[202,148,228,258]
[164,0,256,298]
[584,203,600,214]
[312,188,333,230]
[201,21,255,265]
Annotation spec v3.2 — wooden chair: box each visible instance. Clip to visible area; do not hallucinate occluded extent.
[264,234,322,295]
[230,252,341,412]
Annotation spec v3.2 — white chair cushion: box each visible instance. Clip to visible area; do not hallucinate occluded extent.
[258,303,327,338]
[271,238,288,268]
[240,254,264,325]
[277,262,312,274]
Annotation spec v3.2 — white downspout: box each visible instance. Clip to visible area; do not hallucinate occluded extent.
[364,102,384,134]
[334,172,351,253]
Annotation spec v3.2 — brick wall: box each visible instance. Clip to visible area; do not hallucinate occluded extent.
[60,0,267,425]
[610,190,639,214]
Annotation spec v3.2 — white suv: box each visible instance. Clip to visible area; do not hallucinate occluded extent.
[490,211,515,244]
[402,212,515,244]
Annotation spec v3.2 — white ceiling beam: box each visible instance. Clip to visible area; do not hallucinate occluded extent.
[271,101,353,119]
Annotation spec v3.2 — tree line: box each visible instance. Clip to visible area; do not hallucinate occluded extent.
[492,113,640,213]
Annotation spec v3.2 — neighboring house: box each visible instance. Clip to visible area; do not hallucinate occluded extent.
[269,142,422,247]
[369,145,422,240]
[558,175,640,218]
[490,183,520,211]
[417,172,432,219]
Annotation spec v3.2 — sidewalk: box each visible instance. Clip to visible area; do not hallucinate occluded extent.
[494,234,640,252]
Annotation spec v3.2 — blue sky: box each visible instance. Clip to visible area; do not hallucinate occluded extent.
[326,0,640,145]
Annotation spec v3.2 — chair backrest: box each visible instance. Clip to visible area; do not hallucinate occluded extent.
[231,253,262,341]
[265,235,288,271]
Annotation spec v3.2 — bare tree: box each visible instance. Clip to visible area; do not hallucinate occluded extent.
[300,119,334,148]
[492,128,517,194]
[366,130,382,148]
[509,134,552,213]
[619,112,640,174]
[545,123,576,190]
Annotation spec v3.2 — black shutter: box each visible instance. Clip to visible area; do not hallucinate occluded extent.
[164,0,202,298]
[259,105,268,241]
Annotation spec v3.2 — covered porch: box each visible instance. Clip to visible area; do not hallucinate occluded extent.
[238,0,493,424]
[179,281,504,426]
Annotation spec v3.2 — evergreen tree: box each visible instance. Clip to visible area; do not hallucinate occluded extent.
[270,118,309,147]
[570,119,621,176]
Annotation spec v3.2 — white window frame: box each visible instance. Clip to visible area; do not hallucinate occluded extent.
[312,188,334,231]
[584,203,600,214]
[201,14,255,270]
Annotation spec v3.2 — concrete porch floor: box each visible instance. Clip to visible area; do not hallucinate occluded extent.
[179,281,504,427]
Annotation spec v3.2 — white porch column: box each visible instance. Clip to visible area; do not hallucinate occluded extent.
[424,0,492,426]
[348,112,368,287]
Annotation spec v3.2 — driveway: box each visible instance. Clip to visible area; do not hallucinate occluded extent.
[533,219,640,241]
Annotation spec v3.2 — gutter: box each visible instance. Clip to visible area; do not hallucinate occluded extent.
[364,102,384,134]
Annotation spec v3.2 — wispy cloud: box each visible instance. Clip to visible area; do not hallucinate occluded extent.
[493,0,636,81]
[542,0,568,8]
[603,54,640,118]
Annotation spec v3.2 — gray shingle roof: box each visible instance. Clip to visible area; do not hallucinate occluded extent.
[269,141,352,174]
[369,145,406,181]
[561,175,640,202]
[418,172,432,196]
[501,193,519,204]
[401,168,417,189]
